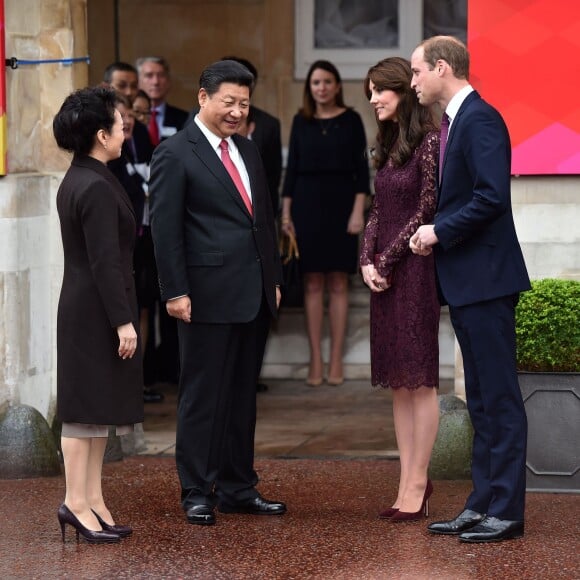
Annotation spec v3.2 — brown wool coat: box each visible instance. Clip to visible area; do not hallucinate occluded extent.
[56,155,144,425]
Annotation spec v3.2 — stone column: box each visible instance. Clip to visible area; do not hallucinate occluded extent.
[0,1,88,477]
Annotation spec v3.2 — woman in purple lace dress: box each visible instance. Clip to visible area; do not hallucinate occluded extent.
[360,58,440,522]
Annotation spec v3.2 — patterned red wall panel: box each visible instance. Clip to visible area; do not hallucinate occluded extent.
[469,0,580,174]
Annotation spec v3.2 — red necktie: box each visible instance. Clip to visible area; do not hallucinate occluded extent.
[148,109,160,146]
[439,112,450,183]
[219,140,253,216]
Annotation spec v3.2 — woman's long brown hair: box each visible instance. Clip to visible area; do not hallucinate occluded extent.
[364,57,437,169]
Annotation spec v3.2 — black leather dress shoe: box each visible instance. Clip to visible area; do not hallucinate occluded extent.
[185,504,216,526]
[428,509,485,535]
[458,516,524,543]
[218,495,286,515]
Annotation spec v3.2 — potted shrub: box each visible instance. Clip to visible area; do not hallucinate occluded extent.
[515,278,580,493]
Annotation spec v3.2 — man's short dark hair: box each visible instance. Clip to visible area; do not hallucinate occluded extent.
[199,60,254,96]
[220,56,258,95]
[53,86,117,155]
[103,61,138,83]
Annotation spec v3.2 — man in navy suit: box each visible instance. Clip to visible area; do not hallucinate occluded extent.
[409,36,530,543]
[149,60,286,526]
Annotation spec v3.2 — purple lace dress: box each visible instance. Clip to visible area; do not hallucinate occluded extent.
[360,131,440,389]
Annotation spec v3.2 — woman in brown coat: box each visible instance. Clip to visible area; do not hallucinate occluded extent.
[53,86,144,543]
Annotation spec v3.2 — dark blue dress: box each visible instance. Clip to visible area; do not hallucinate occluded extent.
[282,109,370,273]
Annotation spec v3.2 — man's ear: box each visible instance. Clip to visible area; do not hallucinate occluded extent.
[198,88,207,108]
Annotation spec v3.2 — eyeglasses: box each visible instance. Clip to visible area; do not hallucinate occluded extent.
[133,108,151,120]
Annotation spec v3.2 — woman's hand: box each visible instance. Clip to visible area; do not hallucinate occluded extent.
[361,264,391,292]
[347,193,366,235]
[117,322,138,359]
[281,217,295,237]
[347,210,364,235]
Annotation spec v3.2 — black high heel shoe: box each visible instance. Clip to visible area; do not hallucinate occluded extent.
[92,510,133,538]
[57,504,120,544]
[390,479,434,522]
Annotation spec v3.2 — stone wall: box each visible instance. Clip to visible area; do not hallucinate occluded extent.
[0,0,87,415]
[1,0,578,417]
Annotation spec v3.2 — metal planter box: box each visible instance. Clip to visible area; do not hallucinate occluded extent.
[519,372,580,493]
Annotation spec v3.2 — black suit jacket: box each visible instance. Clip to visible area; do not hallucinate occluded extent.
[160,103,188,140]
[185,106,282,214]
[434,91,530,306]
[108,120,153,226]
[149,122,282,323]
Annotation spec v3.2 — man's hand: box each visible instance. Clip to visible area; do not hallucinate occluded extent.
[275,286,281,309]
[410,225,438,256]
[167,296,191,323]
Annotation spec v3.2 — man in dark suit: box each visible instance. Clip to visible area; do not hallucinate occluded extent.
[186,57,282,216]
[149,59,286,526]
[409,36,531,543]
[137,56,188,384]
[136,56,188,144]
[104,64,164,403]
[185,57,282,393]
[103,61,140,104]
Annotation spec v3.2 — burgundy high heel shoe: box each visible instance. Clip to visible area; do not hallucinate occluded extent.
[92,510,133,538]
[57,504,120,543]
[390,480,433,522]
[378,507,399,519]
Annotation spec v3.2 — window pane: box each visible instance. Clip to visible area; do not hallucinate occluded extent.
[423,0,467,42]
[314,0,399,49]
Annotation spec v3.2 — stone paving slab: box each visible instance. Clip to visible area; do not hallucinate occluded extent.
[1,457,579,579]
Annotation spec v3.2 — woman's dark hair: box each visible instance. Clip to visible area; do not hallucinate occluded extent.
[300,60,346,120]
[364,57,436,169]
[53,86,117,155]
[199,59,254,96]
[114,92,131,109]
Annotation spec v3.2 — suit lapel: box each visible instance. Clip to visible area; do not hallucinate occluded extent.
[187,124,253,220]
[233,133,260,214]
[445,91,480,155]
[440,90,480,186]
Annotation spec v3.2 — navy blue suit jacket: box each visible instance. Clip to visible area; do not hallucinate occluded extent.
[433,91,530,306]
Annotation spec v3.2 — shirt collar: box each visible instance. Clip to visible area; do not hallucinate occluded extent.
[152,101,166,116]
[194,115,232,153]
[445,84,474,124]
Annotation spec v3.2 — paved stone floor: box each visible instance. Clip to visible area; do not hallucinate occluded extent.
[1,380,579,579]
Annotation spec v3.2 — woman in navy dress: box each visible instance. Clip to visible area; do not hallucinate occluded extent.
[281,60,370,386]
[360,58,440,522]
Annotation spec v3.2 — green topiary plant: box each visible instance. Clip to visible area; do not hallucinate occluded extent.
[515,278,580,372]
